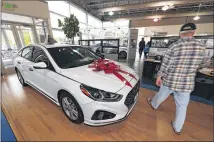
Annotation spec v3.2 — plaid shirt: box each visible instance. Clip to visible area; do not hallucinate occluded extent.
[158,37,206,92]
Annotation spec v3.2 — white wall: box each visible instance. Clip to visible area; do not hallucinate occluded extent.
[2,0,52,36]
[143,23,214,36]
[131,15,214,36]
[131,15,213,28]
[2,1,49,19]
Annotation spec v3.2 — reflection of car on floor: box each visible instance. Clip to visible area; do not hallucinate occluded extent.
[14,43,139,126]
[89,43,128,59]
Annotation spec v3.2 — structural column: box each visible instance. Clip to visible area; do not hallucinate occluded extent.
[127,21,138,60]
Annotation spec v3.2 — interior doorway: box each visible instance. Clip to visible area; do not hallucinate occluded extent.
[1,24,19,68]
[1,20,48,71]
[1,23,36,68]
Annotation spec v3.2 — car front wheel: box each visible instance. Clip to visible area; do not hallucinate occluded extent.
[16,69,27,86]
[60,92,84,124]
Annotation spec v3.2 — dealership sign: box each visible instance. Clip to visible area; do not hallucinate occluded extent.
[2,2,18,11]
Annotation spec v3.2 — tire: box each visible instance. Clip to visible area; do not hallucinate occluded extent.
[119,51,127,59]
[59,92,84,124]
[15,68,27,86]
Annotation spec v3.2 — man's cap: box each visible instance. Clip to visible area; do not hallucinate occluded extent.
[180,23,197,33]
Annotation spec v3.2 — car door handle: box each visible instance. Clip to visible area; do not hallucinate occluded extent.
[29,68,34,71]
[17,61,21,64]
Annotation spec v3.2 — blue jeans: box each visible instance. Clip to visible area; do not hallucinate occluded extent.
[151,84,190,132]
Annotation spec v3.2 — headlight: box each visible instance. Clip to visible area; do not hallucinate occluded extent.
[80,84,122,102]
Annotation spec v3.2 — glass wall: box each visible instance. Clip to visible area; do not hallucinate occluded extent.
[47,1,129,46]
[70,4,86,23]
[48,1,100,44]
[98,20,129,47]
[48,1,70,17]
[88,15,102,28]
[52,30,67,43]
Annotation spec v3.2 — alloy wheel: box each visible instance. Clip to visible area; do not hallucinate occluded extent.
[62,97,78,120]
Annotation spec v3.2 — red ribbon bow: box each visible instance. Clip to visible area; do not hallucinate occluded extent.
[88,59,136,87]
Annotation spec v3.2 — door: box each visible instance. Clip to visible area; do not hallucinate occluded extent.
[1,24,19,68]
[1,24,37,70]
[18,46,35,83]
[29,46,57,97]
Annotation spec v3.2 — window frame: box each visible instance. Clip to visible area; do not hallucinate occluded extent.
[19,46,55,71]
[47,46,102,69]
[32,46,55,71]
[21,46,34,61]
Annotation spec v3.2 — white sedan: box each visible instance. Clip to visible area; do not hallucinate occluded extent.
[14,43,140,126]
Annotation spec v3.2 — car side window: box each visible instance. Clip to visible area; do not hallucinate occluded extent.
[32,47,55,71]
[21,47,33,60]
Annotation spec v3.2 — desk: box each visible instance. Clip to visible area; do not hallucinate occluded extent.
[143,59,161,81]
[198,68,214,77]
[143,60,214,102]
[191,71,214,101]
[144,58,161,63]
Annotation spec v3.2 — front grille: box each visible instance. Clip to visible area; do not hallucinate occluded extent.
[124,80,140,108]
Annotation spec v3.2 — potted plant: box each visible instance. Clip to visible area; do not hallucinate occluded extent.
[58,14,79,44]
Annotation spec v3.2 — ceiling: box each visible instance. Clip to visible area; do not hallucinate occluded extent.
[67,0,214,21]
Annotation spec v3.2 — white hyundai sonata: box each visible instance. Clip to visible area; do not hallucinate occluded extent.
[14,43,140,126]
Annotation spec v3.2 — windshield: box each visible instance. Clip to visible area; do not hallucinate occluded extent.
[48,46,100,69]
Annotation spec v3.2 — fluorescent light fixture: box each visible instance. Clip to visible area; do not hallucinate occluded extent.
[162,5,169,11]
[193,15,200,20]
[108,11,114,16]
[153,18,159,22]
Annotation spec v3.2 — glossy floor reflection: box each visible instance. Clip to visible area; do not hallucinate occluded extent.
[118,54,145,78]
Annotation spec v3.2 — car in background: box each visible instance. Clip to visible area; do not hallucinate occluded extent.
[89,43,128,59]
[60,42,128,59]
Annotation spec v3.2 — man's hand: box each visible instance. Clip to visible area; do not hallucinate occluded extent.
[156,76,162,86]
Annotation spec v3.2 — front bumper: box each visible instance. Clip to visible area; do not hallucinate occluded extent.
[81,79,139,126]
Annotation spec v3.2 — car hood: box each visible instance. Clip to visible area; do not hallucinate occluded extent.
[60,61,138,93]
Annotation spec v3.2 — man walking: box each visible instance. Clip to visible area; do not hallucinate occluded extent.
[147,23,206,135]
[139,38,145,57]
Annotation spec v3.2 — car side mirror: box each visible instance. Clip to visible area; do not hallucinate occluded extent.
[33,62,47,69]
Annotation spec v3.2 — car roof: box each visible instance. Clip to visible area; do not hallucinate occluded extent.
[41,43,81,48]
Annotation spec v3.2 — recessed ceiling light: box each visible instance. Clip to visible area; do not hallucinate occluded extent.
[153,18,159,22]
[108,11,114,16]
[162,5,170,11]
[193,15,200,20]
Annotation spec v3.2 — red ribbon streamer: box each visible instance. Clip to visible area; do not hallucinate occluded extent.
[88,59,136,87]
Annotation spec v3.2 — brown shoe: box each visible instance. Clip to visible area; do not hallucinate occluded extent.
[171,121,181,135]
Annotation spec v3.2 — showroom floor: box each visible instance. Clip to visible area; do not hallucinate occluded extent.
[1,56,213,141]
[1,74,213,141]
